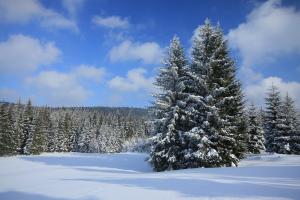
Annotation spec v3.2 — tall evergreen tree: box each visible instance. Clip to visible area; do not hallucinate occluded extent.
[0,104,7,155]
[14,100,23,153]
[183,19,227,168]
[247,103,265,154]
[208,22,247,160]
[149,36,189,171]
[182,19,244,168]
[78,118,95,153]
[30,109,47,154]
[46,120,57,152]
[264,85,284,153]
[20,100,35,155]
[275,94,300,154]
[0,104,18,155]
[64,113,75,152]
[57,114,69,152]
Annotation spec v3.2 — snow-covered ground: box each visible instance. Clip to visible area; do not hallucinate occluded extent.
[0,153,300,200]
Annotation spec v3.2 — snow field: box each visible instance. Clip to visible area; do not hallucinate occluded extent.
[0,152,300,200]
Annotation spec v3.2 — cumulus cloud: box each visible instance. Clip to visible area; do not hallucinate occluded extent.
[92,15,130,29]
[25,65,105,106]
[109,40,163,64]
[226,0,300,108]
[108,68,154,92]
[26,70,90,105]
[227,0,300,70]
[0,0,78,31]
[73,64,106,82]
[0,34,61,74]
[245,76,300,108]
[62,0,84,18]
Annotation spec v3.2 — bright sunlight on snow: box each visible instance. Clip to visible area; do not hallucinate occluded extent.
[0,153,300,200]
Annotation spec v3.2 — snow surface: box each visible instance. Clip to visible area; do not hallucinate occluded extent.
[0,153,300,200]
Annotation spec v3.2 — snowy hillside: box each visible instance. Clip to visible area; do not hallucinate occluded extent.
[0,153,300,200]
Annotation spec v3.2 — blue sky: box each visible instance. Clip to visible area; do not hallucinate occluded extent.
[0,0,299,108]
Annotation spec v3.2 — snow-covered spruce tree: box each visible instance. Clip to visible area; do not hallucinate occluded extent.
[56,115,65,152]
[207,22,247,160]
[183,19,244,168]
[14,100,23,154]
[182,19,225,168]
[0,103,9,155]
[46,120,57,152]
[40,107,54,152]
[264,85,285,153]
[56,113,73,152]
[247,103,265,154]
[65,113,76,152]
[78,119,95,153]
[149,36,190,171]
[275,94,300,154]
[30,109,47,154]
[20,100,35,155]
[0,104,18,156]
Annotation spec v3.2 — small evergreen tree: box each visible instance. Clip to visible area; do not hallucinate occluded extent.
[247,103,265,154]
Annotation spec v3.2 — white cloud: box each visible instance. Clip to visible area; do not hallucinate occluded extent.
[73,64,106,82]
[226,0,300,108]
[92,15,130,29]
[0,0,78,31]
[245,76,300,109]
[0,34,61,74]
[25,65,105,106]
[109,40,163,64]
[108,68,154,92]
[26,70,89,106]
[227,0,300,70]
[62,0,84,18]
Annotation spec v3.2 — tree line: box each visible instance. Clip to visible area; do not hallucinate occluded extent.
[0,100,149,156]
[149,19,300,171]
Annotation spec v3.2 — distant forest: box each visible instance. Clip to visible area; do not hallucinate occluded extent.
[0,100,150,156]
